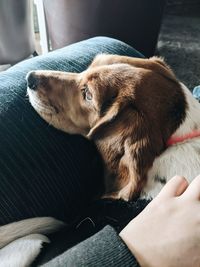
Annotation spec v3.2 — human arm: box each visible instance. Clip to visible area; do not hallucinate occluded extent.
[42,225,140,267]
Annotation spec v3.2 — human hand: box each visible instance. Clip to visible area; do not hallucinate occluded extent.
[120,175,200,267]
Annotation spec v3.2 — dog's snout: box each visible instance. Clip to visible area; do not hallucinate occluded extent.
[26,71,38,90]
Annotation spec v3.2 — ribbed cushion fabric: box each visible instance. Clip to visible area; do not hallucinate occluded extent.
[0,37,143,225]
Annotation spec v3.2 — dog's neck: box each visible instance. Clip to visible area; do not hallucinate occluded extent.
[167,130,200,146]
[169,83,200,145]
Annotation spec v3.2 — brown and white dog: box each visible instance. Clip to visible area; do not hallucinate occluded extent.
[1,54,200,263]
[26,54,200,200]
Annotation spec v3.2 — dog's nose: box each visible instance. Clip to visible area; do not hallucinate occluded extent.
[26,71,38,90]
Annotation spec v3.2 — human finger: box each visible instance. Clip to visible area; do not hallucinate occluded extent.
[157,175,188,199]
[183,175,200,200]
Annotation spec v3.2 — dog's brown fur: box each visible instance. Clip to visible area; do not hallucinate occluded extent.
[27,54,186,200]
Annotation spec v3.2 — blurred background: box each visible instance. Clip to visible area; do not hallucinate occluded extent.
[158,0,200,89]
[0,0,200,89]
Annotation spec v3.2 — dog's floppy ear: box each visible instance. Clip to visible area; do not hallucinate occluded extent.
[87,101,124,139]
[88,101,164,200]
[115,111,164,200]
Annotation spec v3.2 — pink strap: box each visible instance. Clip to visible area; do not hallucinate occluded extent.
[167,131,200,146]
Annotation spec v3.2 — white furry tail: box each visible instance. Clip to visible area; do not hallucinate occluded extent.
[0,217,66,249]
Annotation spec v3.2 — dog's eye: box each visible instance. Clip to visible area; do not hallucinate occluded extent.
[85,91,93,101]
[81,86,93,101]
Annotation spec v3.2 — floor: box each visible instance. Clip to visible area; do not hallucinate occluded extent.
[157,2,200,90]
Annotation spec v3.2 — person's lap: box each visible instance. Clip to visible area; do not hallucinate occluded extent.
[0,37,147,264]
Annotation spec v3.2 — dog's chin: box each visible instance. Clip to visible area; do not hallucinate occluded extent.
[27,88,87,134]
[27,87,56,122]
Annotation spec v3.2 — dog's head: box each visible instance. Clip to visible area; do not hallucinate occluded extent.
[27,55,187,199]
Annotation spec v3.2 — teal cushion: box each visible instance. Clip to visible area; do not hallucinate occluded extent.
[0,37,143,224]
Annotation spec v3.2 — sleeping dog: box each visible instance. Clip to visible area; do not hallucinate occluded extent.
[1,54,200,262]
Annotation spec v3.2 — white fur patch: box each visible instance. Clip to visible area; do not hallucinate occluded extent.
[0,217,65,249]
[172,83,200,137]
[27,88,55,116]
[142,138,200,199]
[0,234,49,267]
